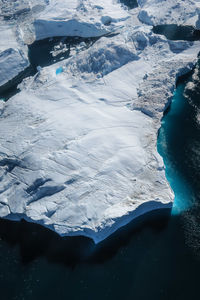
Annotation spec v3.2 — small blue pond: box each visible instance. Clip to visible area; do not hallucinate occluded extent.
[56,67,63,75]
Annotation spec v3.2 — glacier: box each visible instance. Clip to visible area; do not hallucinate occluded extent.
[0,0,200,243]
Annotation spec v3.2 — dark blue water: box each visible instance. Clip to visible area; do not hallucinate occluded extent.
[157,82,194,214]
[158,61,200,216]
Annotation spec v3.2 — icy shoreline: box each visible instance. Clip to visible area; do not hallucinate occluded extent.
[0,0,200,243]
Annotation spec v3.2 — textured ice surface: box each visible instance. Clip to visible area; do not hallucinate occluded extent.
[33,0,130,40]
[0,0,200,243]
[0,48,29,87]
[0,24,29,89]
[137,0,200,26]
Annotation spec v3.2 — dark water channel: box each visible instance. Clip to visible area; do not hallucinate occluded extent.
[153,24,200,41]
[119,0,138,9]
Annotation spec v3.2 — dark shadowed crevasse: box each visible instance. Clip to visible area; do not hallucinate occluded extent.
[28,36,98,72]
[119,0,138,9]
[0,36,98,101]
[153,24,200,41]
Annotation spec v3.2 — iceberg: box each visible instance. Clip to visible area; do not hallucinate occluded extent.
[33,0,130,40]
[0,0,200,243]
[0,48,29,88]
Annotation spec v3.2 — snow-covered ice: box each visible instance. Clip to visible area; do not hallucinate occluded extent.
[0,48,29,87]
[33,0,130,40]
[0,0,48,88]
[0,0,200,243]
[137,0,200,27]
